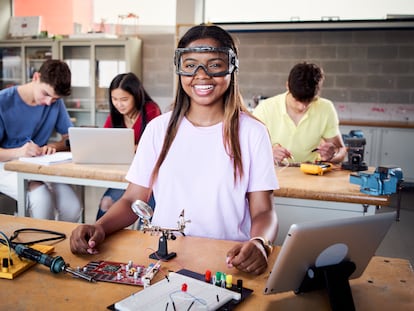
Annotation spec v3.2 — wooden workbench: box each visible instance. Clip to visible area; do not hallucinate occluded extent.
[274,166,389,206]
[0,215,412,310]
[4,161,129,183]
[4,160,389,208]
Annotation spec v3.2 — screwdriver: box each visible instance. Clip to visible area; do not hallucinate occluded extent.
[11,243,95,282]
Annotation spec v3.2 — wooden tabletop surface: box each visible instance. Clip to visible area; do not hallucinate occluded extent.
[4,161,129,183]
[340,119,414,129]
[274,165,390,206]
[4,160,390,206]
[0,215,412,310]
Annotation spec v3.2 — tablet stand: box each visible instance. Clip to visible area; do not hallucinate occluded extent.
[149,232,177,261]
[295,261,356,311]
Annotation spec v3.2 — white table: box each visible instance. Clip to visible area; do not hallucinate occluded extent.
[4,161,129,218]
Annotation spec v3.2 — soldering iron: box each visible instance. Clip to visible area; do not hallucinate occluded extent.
[11,242,95,282]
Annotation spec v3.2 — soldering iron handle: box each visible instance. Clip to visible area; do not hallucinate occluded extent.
[12,243,66,273]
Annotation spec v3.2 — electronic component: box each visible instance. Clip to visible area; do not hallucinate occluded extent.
[80,260,160,287]
[113,271,241,311]
[205,270,212,283]
[109,269,252,311]
[342,130,368,171]
[300,163,332,175]
[226,274,233,289]
[2,258,9,273]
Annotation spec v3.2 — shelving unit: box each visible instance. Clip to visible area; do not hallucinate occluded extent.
[0,39,58,90]
[59,37,142,127]
[0,37,142,127]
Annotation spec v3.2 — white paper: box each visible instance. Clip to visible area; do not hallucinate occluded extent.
[65,59,90,87]
[98,60,126,88]
[19,152,73,165]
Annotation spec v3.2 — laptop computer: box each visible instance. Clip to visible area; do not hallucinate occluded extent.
[264,212,396,296]
[68,127,135,164]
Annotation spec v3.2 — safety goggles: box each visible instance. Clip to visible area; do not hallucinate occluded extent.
[174,46,238,77]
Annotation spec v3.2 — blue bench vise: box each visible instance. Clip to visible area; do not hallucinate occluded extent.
[349,165,403,196]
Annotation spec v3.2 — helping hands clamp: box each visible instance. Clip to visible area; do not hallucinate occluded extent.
[131,200,191,260]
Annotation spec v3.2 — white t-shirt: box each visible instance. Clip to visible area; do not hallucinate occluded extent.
[126,111,279,241]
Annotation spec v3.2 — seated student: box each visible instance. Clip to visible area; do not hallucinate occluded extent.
[96,72,161,220]
[70,24,279,275]
[253,62,347,165]
[0,59,82,221]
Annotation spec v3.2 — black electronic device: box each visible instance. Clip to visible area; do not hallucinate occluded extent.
[264,212,396,311]
[341,130,368,171]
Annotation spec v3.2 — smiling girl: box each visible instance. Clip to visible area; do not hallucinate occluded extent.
[70,25,279,275]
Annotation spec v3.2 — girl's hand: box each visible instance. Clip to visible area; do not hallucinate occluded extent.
[226,240,268,275]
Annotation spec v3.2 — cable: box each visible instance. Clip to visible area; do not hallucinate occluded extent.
[8,228,66,245]
[274,158,290,172]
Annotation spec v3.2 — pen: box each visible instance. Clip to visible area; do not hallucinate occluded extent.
[25,137,33,144]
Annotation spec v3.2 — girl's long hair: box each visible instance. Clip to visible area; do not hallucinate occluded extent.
[108,72,154,140]
[150,24,250,186]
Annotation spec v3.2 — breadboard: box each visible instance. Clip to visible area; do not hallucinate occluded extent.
[114,271,242,311]
[0,244,54,279]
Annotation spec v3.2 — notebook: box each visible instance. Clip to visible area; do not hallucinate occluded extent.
[264,212,396,295]
[19,152,73,165]
[68,127,135,164]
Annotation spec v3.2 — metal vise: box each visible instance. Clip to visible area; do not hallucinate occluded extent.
[350,165,403,196]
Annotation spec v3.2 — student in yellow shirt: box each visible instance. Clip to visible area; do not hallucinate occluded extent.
[253,62,346,165]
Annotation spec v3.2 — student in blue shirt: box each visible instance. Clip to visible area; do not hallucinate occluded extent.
[0,59,82,221]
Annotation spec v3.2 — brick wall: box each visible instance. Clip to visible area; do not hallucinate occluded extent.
[139,33,176,112]
[139,28,414,113]
[233,28,414,107]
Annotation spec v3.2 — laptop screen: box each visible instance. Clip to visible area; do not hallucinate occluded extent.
[68,127,135,164]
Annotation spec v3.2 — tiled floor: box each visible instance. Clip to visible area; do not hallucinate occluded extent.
[83,187,414,267]
[375,192,414,266]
